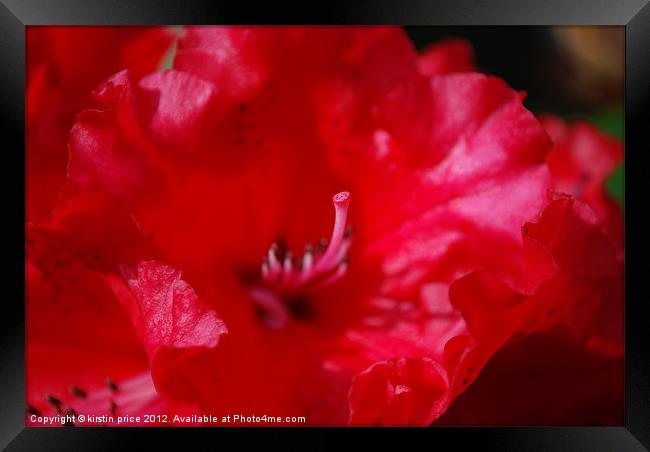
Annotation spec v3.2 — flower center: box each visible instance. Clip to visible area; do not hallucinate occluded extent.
[250,191,352,330]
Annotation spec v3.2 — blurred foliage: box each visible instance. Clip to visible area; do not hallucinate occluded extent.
[593,109,624,205]
[573,108,624,139]
[159,41,177,70]
[607,164,625,205]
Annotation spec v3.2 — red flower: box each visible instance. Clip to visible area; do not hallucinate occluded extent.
[27,27,623,426]
[27,26,176,222]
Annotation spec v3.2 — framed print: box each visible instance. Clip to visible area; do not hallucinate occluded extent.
[2,0,649,450]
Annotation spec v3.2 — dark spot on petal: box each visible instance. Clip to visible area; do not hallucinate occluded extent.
[69,385,87,399]
[238,103,247,112]
[66,407,78,417]
[461,378,469,386]
[110,400,118,416]
[106,378,119,392]
[545,308,554,318]
[46,394,62,408]
[26,404,42,416]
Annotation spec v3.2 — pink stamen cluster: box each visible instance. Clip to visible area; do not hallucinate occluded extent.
[251,192,352,330]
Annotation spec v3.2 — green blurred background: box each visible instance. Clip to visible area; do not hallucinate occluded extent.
[405,26,624,204]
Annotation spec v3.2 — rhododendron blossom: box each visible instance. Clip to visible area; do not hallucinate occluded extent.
[26,26,623,426]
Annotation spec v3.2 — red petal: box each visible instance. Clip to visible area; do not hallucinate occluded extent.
[541,115,624,254]
[522,197,623,356]
[27,27,175,221]
[26,193,155,416]
[174,26,276,104]
[137,69,220,153]
[359,73,553,300]
[115,261,228,403]
[68,71,171,209]
[348,357,449,425]
[444,196,623,413]
[417,38,476,76]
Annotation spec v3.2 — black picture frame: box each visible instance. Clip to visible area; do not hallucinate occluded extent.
[3,0,649,450]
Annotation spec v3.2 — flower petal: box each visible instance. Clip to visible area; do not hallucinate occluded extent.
[115,261,228,403]
[444,196,623,416]
[348,357,449,425]
[417,38,475,76]
[541,115,624,254]
[26,192,156,417]
[27,26,175,221]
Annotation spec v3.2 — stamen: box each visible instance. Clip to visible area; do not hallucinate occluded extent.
[309,258,349,292]
[252,192,353,328]
[267,244,282,280]
[301,246,314,275]
[282,252,294,277]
